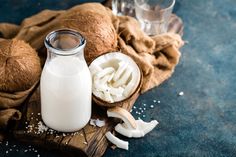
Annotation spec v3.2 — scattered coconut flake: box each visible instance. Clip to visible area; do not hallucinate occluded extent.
[150,105,154,108]
[37,121,48,134]
[157,100,161,103]
[2,140,40,156]
[111,145,117,150]
[89,119,96,126]
[90,119,106,127]
[95,119,106,127]
[178,91,184,96]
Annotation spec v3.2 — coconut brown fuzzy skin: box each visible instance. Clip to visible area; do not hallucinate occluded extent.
[60,3,118,64]
[0,39,41,92]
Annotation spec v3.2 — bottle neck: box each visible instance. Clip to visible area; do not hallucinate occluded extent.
[44,29,86,61]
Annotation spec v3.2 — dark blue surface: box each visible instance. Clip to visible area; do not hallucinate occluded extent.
[1,0,236,157]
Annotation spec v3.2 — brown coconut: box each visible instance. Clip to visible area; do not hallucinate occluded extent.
[15,3,117,64]
[0,39,41,92]
[59,3,118,63]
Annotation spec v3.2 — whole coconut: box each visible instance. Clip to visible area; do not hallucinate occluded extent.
[0,39,41,92]
[60,3,118,63]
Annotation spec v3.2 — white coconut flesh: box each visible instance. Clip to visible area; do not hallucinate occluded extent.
[89,52,141,103]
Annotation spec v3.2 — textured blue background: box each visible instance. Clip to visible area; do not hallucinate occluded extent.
[0,0,236,157]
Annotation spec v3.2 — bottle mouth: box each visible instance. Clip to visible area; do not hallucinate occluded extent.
[44,29,86,56]
[135,0,175,12]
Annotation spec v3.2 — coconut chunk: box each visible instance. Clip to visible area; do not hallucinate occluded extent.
[89,119,96,126]
[95,119,106,127]
[109,86,124,97]
[115,119,158,138]
[113,61,128,81]
[123,71,138,97]
[107,107,137,129]
[92,90,103,98]
[93,79,109,92]
[105,131,129,150]
[113,67,132,87]
[112,95,126,102]
[96,67,114,79]
[89,64,102,75]
[90,118,106,127]
[107,72,115,82]
[104,91,114,103]
[100,75,111,85]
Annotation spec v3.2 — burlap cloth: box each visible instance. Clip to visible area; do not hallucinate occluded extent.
[0,3,184,137]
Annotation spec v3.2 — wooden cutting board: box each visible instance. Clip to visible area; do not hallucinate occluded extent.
[13,13,183,157]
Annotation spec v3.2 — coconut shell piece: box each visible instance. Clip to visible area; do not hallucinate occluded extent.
[107,106,137,129]
[105,131,129,150]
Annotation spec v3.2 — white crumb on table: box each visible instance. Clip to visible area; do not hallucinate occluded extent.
[178,91,184,96]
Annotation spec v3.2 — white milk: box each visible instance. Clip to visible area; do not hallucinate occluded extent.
[40,56,92,132]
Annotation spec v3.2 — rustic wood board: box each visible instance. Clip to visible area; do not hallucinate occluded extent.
[13,85,137,157]
[13,14,183,157]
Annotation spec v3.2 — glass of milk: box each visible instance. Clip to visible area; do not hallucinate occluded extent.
[40,29,92,132]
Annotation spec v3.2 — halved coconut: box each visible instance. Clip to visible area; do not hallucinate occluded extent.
[89,52,142,107]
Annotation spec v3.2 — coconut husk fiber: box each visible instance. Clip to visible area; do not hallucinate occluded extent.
[0,2,184,139]
[0,38,41,134]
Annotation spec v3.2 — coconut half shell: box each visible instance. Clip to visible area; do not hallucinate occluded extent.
[89,52,143,107]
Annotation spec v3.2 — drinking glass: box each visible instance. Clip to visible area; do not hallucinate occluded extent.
[112,0,135,17]
[135,0,175,36]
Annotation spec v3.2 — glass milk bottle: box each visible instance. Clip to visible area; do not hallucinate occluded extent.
[40,29,92,132]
